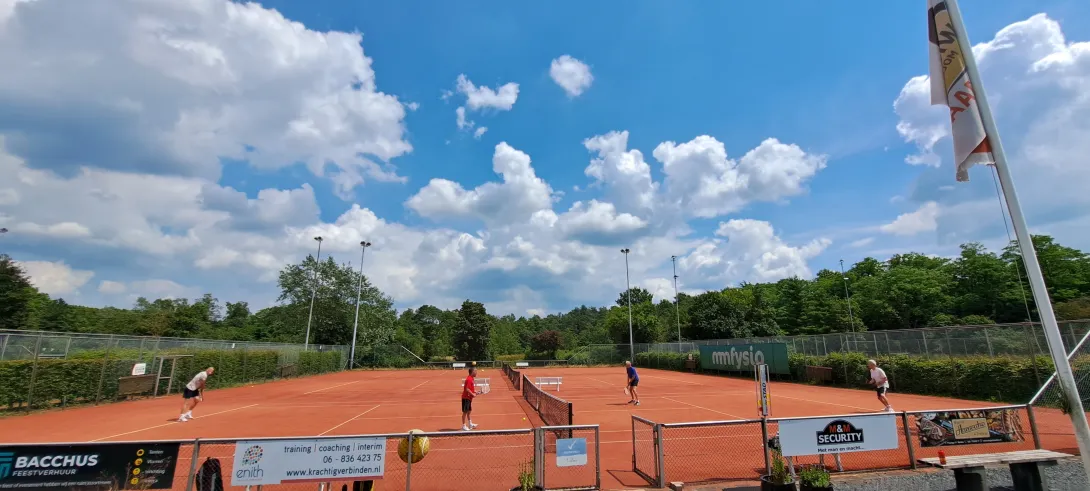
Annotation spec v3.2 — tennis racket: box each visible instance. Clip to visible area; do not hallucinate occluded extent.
[624,387,630,396]
[479,384,491,395]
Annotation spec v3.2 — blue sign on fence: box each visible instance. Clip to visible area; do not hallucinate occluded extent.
[556,438,587,467]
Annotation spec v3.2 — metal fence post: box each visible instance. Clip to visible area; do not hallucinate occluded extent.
[534,428,545,487]
[901,412,917,469]
[405,434,413,491]
[654,424,665,489]
[1026,404,1043,449]
[25,334,43,411]
[95,335,114,404]
[594,426,601,490]
[184,439,201,491]
[761,418,771,476]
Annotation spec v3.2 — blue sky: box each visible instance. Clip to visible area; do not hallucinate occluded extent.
[1,0,1089,316]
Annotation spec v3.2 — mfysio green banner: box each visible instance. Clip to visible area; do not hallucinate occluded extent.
[699,343,790,374]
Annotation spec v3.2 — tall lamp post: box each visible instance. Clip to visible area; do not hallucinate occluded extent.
[304,236,323,350]
[349,241,372,369]
[839,259,856,333]
[621,248,634,362]
[671,255,682,343]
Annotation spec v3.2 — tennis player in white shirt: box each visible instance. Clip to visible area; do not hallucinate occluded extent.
[867,360,893,413]
[178,367,214,422]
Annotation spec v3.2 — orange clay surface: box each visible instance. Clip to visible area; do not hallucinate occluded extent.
[0,367,1077,490]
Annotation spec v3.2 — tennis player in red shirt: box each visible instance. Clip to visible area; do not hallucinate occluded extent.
[461,367,482,431]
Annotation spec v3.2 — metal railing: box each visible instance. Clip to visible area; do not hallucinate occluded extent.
[0,425,600,491]
[630,404,1040,487]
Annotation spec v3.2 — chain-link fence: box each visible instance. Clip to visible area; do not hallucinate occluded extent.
[632,320,1090,359]
[631,415,661,487]
[630,404,1042,487]
[0,330,348,411]
[0,426,599,491]
[1030,327,1090,412]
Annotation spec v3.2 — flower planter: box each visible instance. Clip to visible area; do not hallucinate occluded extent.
[800,485,833,491]
[760,476,797,491]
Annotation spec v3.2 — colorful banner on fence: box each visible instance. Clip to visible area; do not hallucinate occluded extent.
[915,409,1024,447]
[778,414,899,456]
[0,442,179,490]
[699,343,790,374]
[231,437,386,486]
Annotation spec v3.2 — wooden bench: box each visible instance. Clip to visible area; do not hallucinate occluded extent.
[918,449,1073,491]
[117,374,157,398]
[279,363,298,378]
[804,365,833,384]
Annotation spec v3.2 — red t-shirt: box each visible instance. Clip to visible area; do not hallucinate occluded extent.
[462,375,475,400]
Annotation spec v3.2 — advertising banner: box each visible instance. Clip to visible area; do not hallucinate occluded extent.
[778,414,899,456]
[231,437,386,486]
[915,409,1024,447]
[0,443,180,490]
[699,343,790,374]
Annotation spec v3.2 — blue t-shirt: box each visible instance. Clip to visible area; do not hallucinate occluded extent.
[626,366,638,381]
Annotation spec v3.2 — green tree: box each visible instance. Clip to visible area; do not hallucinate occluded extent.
[604,303,664,344]
[616,287,653,307]
[276,255,397,349]
[0,255,35,331]
[453,300,493,360]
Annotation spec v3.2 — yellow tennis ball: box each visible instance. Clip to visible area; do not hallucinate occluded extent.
[397,429,429,464]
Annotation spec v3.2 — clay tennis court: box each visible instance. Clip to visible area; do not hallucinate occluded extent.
[0,366,1078,490]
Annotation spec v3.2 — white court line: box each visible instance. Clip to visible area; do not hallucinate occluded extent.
[303,380,361,395]
[587,377,615,386]
[91,404,259,442]
[408,380,430,391]
[775,394,875,412]
[662,397,747,419]
[319,405,381,436]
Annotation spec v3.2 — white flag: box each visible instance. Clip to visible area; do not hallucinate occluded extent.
[927,0,994,182]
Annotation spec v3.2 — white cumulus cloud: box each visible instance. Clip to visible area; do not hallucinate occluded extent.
[550,55,593,97]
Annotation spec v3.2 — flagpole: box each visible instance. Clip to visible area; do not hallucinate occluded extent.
[945,0,1090,471]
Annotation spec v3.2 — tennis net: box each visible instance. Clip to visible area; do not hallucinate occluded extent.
[521,374,573,428]
[502,363,522,390]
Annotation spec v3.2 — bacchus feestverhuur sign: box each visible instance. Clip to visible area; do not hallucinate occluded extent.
[699,343,790,374]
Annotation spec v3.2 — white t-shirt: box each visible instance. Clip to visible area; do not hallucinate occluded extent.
[870,368,889,388]
[186,371,208,391]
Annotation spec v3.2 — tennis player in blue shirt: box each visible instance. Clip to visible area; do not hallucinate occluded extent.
[625,361,641,406]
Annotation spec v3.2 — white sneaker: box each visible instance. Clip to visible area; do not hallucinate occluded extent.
[185,412,194,419]
[885,407,895,413]
[470,423,478,429]
[461,425,470,431]
[178,415,189,422]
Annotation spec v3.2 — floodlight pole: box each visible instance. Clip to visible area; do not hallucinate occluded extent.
[621,248,634,362]
[304,236,323,350]
[349,241,371,369]
[839,259,856,333]
[672,255,682,342]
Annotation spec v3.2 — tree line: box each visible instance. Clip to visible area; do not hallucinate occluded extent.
[2,235,1089,361]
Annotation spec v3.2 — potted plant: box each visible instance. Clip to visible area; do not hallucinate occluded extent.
[799,465,833,491]
[761,450,797,491]
[512,460,543,491]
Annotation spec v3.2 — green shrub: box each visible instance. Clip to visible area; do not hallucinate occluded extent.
[668,350,1063,403]
[0,348,334,411]
[634,351,697,370]
[495,354,526,362]
[428,355,455,362]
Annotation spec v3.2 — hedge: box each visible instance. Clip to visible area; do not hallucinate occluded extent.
[634,349,1082,404]
[0,349,344,411]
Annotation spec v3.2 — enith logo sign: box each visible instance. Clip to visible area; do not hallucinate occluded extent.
[816,420,864,445]
[710,347,766,369]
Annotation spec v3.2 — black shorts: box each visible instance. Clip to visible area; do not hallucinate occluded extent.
[629,379,639,387]
[876,387,888,396]
[183,388,200,399]
[461,398,472,413]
